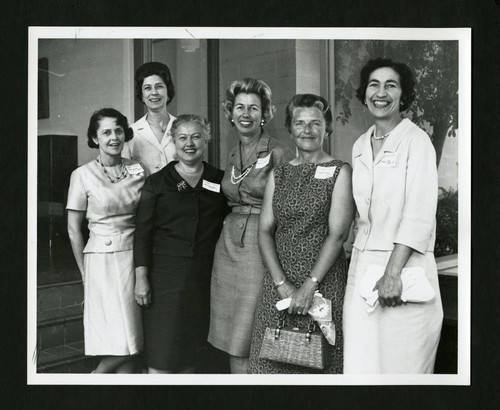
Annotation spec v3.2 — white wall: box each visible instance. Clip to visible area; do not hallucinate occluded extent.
[38,39,134,166]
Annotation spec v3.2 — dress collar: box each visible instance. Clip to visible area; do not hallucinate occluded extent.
[134,114,176,149]
[353,118,410,167]
[164,160,218,191]
[229,130,271,169]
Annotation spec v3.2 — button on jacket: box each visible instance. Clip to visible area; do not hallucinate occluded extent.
[133,161,230,268]
[122,114,177,176]
[352,118,438,254]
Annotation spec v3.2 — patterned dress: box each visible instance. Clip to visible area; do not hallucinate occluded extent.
[248,160,348,374]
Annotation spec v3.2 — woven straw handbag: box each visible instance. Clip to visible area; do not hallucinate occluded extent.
[259,312,328,370]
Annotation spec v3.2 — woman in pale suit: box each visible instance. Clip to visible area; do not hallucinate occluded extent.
[67,108,146,373]
[343,58,443,374]
[123,62,177,175]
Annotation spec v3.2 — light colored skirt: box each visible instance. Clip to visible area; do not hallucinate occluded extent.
[343,248,443,374]
[83,250,143,356]
[208,213,265,357]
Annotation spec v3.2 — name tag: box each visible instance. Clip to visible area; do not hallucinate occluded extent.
[314,166,336,179]
[125,163,144,174]
[255,153,271,169]
[379,152,398,167]
[202,180,221,193]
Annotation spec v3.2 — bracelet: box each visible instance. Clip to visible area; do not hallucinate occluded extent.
[309,276,320,285]
[274,279,286,288]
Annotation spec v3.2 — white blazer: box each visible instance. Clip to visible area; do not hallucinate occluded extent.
[352,118,438,254]
[122,114,177,176]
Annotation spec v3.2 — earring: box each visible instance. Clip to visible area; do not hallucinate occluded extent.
[230,118,234,124]
[400,101,404,106]
[364,100,367,105]
[260,119,265,126]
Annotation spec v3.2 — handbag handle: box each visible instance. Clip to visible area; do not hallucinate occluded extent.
[275,311,317,342]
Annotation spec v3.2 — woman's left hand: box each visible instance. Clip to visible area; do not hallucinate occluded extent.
[374,272,403,308]
[287,279,317,316]
[374,244,414,308]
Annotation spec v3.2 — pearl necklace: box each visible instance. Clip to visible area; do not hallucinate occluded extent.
[96,156,128,183]
[230,164,254,184]
[231,137,259,184]
[372,128,390,140]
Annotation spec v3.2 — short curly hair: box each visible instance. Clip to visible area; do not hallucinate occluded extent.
[135,61,175,105]
[222,78,275,126]
[87,108,133,149]
[284,94,333,135]
[356,58,416,112]
[171,114,211,142]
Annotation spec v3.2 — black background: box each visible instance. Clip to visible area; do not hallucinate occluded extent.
[1,0,498,408]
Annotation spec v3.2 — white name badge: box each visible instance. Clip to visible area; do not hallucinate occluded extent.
[255,153,271,169]
[314,166,337,179]
[202,180,221,193]
[125,163,144,174]
[379,152,398,167]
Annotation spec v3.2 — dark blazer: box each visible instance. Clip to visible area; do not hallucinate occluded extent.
[134,161,230,267]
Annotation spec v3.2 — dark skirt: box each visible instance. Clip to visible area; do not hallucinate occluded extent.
[143,253,213,371]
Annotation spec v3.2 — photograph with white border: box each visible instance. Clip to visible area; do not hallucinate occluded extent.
[28,26,471,385]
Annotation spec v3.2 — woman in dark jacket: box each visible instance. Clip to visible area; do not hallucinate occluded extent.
[133,114,229,373]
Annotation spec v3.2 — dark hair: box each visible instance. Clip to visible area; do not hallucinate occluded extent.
[284,94,333,135]
[87,108,133,149]
[135,62,175,105]
[222,78,275,126]
[356,58,416,111]
[171,114,212,142]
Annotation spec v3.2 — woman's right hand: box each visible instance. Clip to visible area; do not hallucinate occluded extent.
[135,275,151,307]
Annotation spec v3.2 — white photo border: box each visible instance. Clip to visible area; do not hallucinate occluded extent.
[28,26,471,386]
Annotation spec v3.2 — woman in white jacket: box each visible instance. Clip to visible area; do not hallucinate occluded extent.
[343,58,443,374]
[122,62,177,175]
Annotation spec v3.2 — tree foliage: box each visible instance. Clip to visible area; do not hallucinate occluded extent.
[335,40,459,166]
[435,188,458,257]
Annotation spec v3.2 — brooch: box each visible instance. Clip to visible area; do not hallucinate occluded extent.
[177,181,188,192]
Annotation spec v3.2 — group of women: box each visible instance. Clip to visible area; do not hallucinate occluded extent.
[67,57,443,375]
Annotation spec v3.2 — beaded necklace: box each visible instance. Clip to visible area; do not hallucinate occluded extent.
[372,127,390,140]
[96,156,128,183]
[230,137,259,185]
[230,164,254,184]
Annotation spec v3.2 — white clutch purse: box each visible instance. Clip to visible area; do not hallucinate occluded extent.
[359,265,435,312]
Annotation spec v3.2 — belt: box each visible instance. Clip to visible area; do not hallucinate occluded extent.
[230,205,260,247]
[232,205,261,215]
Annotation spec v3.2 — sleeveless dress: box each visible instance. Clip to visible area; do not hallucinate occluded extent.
[248,160,348,374]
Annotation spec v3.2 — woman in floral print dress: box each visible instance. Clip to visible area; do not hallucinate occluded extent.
[248,94,355,373]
